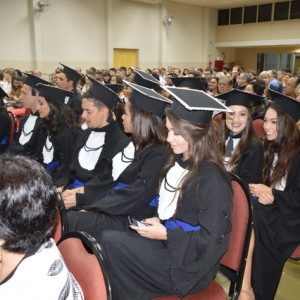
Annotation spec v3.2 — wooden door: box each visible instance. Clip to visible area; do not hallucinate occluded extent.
[113,48,139,69]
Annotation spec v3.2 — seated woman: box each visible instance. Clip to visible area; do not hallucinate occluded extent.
[35,83,80,186]
[248,90,300,300]
[61,78,129,207]
[217,89,264,186]
[67,81,171,239]
[0,154,83,299]
[98,87,233,299]
[208,77,220,97]
[0,88,11,153]
[7,75,23,108]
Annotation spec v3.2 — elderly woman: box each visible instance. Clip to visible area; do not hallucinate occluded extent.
[0,154,83,299]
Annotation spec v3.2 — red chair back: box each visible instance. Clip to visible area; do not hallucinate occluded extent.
[252,118,264,139]
[221,179,250,271]
[212,112,223,128]
[7,111,16,146]
[57,231,113,300]
[291,244,300,259]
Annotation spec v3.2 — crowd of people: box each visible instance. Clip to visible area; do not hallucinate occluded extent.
[0,62,299,300]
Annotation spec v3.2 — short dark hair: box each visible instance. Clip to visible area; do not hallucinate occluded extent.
[0,154,58,253]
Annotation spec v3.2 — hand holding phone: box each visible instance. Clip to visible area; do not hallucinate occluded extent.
[128,216,146,228]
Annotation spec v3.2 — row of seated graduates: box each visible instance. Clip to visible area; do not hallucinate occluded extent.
[56,70,300,300]
[3,64,299,299]
[3,65,266,223]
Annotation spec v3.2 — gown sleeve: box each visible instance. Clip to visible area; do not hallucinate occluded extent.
[272,153,300,228]
[51,128,78,187]
[234,140,264,186]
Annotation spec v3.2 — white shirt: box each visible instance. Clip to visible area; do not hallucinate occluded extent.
[158,162,189,220]
[0,239,84,300]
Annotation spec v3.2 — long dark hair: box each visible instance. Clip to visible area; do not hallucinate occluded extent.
[263,107,300,186]
[41,99,80,136]
[128,101,167,150]
[161,108,226,208]
[220,109,260,171]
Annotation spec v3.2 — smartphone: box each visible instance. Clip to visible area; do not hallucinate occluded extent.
[128,216,146,227]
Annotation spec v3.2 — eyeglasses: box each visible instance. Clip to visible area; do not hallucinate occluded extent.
[218,82,229,86]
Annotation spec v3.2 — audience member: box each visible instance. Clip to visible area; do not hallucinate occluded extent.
[0,154,83,299]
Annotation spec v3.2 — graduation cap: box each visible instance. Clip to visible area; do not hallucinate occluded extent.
[131,67,161,89]
[216,89,264,108]
[87,76,120,110]
[171,77,206,91]
[60,63,84,84]
[164,86,231,124]
[0,87,9,100]
[35,83,72,103]
[22,73,52,88]
[268,89,300,122]
[124,80,172,118]
[105,84,124,94]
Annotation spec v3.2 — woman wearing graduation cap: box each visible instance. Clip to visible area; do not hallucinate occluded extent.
[247,89,300,300]
[97,87,233,299]
[60,78,129,208]
[35,83,80,186]
[217,89,264,186]
[67,81,170,239]
[0,88,11,153]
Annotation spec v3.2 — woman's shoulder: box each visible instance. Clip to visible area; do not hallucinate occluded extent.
[200,160,230,181]
[146,143,168,155]
[244,138,263,151]
[135,143,167,160]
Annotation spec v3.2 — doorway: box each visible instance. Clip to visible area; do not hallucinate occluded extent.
[113,48,139,70]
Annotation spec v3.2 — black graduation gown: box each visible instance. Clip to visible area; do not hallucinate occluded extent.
[233,139,264,186]
[67,143,168,239]
[66,89,82,120]
[41,126,78,187]
[0,110,10,152]
[98,160,233,300]
[7,112,46,159]
[252,153,300,300]
[64,122,129,187]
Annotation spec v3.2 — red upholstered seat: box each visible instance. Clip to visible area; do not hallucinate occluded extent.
[252,118,264,140]
[7,111,16,146]
[153,281,226,300]
[57,231,114,300]
[291,244,300,260]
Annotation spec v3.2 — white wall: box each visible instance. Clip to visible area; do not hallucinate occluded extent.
[0,0,218,73]
[2,1,300,74]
